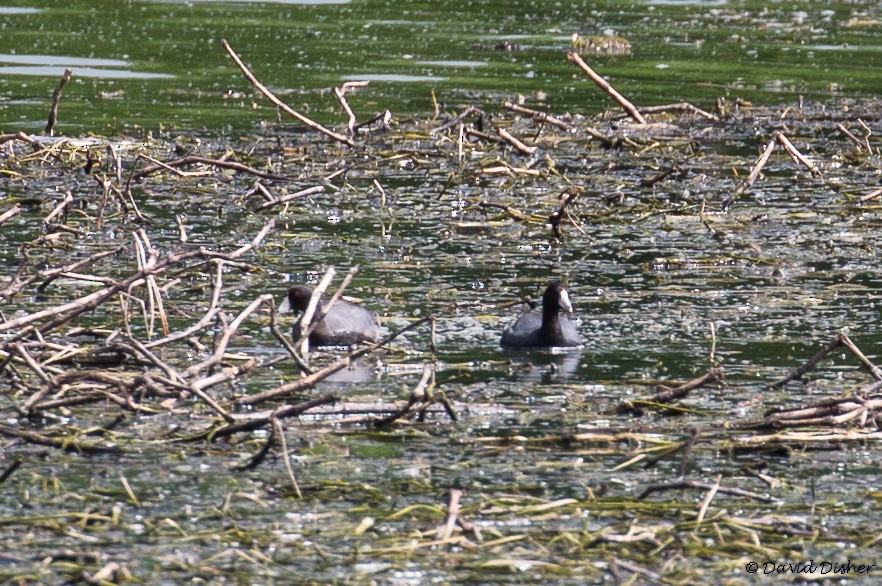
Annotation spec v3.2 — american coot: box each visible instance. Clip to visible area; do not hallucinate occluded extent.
[279,285,381,347]
[500,283,582,348]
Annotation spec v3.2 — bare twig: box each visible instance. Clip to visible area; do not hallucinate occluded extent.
[566,52,646,124]
[221,39,356,147]
[44,68,73,135]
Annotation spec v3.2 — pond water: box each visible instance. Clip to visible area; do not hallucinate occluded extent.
[2,1,882,585]
[1,0,882,134]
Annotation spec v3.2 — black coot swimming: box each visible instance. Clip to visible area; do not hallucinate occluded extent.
[500,282,582,348]
[279,285,381,347]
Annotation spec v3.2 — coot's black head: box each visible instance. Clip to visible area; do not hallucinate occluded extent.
[279,285,315,313]
[542,282,573,314]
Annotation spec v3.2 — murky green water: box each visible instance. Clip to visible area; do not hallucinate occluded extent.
[2,0,882,134]
[2,1,882,585]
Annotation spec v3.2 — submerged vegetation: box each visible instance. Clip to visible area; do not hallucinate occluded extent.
[2,1,882,582]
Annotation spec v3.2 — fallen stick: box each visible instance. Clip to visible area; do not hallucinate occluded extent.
[775,132,822,178]
[649,367,724,404]
[0,205,20,225]
[503,101,574,131]
[221,39,356,147]
[548,189,583,239]
[206,391,341,440]
[373,363,434,428]
[44,68,72,136]
[257,185,325,211]
[132,154,286,182]
[0,132,41,147]
[42,192,73,226]
[334,80,369,134]
[623,102,718,122]
[638,479,775,502]
[859,188,882,202]
[437,488,462,541]
[0,423,120,454]
[431,105,479,135]
[766,333,882,391]
[0,221,274,336]
[566,52,646,124]
[724,134,777,207]
[497,128,537,155]
[835,123,866,151]
[238,316,432,406]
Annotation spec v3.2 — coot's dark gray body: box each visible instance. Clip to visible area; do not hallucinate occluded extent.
[500,283,582,348]
[280,285,381,347]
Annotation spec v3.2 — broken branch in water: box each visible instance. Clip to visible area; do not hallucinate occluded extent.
[503,101,574,131]
[221,38,357,147]
[725,131,823,208]
[638,479,775,502]
[497,127,537,156]
[334,80,369,135]
[766,332,882,391]
[239,316,433,407]
[132,154,287,182]
[44,68,73,136]
[566,52,646,124]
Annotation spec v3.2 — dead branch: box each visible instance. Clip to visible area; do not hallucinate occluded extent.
[628,102,718,123]
[0,204,21,225]
[44,68,73,136]
[766,333,882,390]
[566,52,646,124]
[204,391,341,440]
[497,128,537,155]
[0,423,120,454]
[238,316,432,407]
[503,101,575,131]
[131,154,286,182]
[0,221,274,337]
[638,479,775,502]
[257,185,325,211]
[431,105,480,135]
[221,39,356,147]
[334,81,369,135]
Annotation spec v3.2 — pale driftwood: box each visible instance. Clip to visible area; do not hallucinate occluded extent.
[0,205,21,225]
[132,154,286,182]
[497,128,537,155]
[334,80,369,134]
[775,132,822,178]
[221,39,356,147]
[0,221,274,337]
[237,316,432,407]
[503,101,574,131]
[257,185,325,211]
[566,52,646,124]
